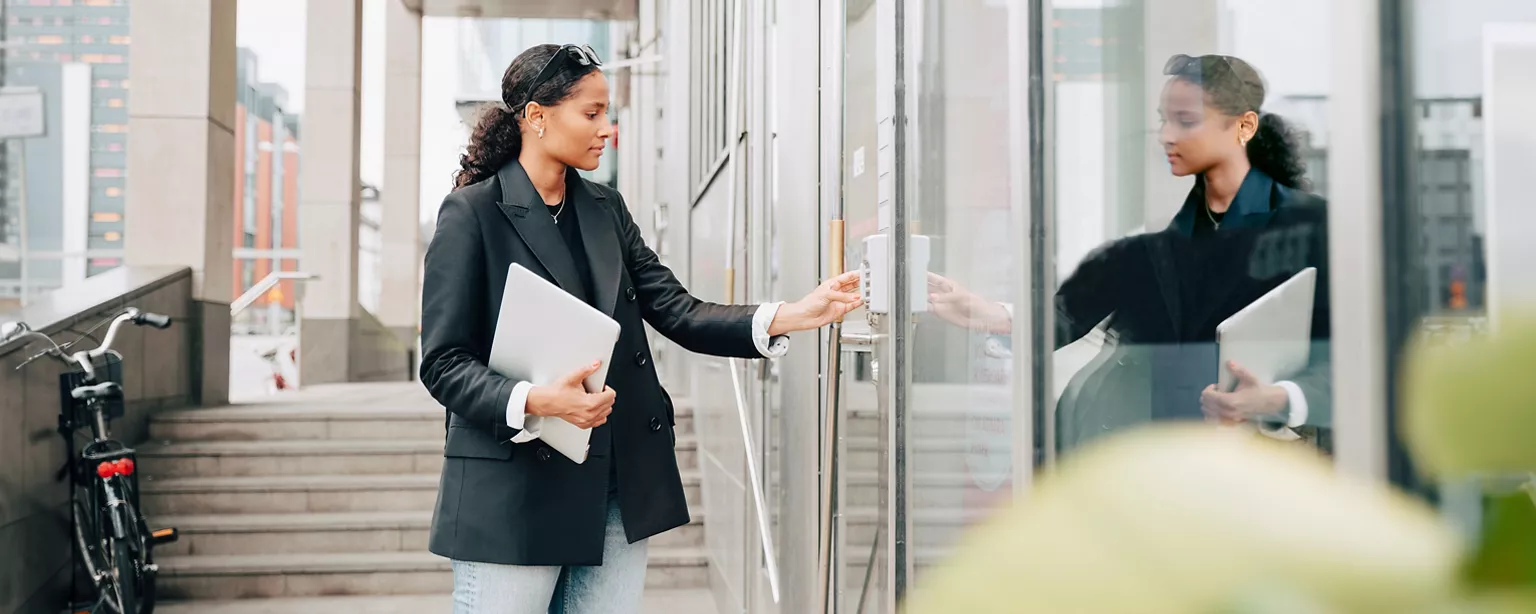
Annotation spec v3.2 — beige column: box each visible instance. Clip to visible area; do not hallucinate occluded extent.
[299,0,364,385]
[378,0,423,347]
[1139,0,1223,226]
[124,0,237,406]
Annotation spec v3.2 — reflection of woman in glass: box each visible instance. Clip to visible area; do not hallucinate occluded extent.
[929,54,1332,451]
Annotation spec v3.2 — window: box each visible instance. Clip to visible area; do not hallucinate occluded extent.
[688,0,733,192]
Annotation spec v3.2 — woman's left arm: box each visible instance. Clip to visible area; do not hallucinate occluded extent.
[612,192,861,358]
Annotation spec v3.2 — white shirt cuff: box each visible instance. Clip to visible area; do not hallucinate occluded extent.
[1274,380,1308,427]
[1254,381,1308,440]
[506,381,541,443]
[752,302,790,358]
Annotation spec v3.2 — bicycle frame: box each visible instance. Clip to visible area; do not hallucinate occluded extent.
[3,307,173,614]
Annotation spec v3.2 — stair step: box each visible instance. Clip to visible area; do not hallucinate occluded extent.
[150,406,445,442]
[141,474,441,515]
[154,549,709,599]
[155,509,705,556]
[137,440,444,478]
[153,589,719,614]
[139,437,699,478]
[842,437,975,473]
[148,405,696,442]
[141,472,703,515]
[841,470,1011,509]
[839,507,989,549]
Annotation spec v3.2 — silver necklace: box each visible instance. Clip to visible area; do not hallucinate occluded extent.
[1205,204,1222,230]
[549,187,567,224]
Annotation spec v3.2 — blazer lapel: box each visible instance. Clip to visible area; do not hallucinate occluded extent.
[572,169,622,317]
[495,162,586,298]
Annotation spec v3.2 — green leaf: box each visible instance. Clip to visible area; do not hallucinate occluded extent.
[901,426,1462,614]
[1403,314,1536,476]
[1464,491,1536,588]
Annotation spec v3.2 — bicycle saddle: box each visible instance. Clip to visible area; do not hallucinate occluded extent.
[71,381,122,400]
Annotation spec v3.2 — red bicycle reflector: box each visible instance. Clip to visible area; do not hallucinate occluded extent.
[96,462,116,479]
[118,459,134,476]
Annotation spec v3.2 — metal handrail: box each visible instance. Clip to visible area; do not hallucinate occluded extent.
[720,0,781,601]
[230,271,318,317]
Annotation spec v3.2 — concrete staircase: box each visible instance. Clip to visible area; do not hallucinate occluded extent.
[832,385,1015,601]
[135,383,714,610]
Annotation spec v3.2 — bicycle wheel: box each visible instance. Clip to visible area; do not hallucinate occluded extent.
[71,499,112,611]
[109,537,138,614]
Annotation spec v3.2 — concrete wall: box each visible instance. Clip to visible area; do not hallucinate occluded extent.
[0,266,197,614]
[347,307,416,383]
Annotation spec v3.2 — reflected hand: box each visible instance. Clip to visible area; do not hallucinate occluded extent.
[1201,361,1288,425]
[926,273,1012,334]
[527,361,616,429]
[769,270,864,335]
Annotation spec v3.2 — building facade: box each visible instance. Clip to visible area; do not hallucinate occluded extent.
[231,46,301,332]
[0,0,131,307]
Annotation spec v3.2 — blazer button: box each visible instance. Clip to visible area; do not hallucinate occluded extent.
[626,287,637,301]
[650,417,663,432]
[634,351,648,367]
[537,447,552,461]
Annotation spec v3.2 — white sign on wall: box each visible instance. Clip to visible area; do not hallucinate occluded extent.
[0,88,45,139]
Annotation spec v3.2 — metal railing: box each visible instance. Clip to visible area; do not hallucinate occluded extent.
[230,271,318,317]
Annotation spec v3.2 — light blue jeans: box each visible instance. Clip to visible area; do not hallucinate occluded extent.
[451,497,649,614]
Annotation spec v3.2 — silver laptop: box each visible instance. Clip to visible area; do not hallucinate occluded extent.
[487,263,621,463]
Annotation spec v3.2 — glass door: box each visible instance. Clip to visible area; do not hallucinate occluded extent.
[831,0,889,610]
[823,0,1040,610]
[893,0,1037,601]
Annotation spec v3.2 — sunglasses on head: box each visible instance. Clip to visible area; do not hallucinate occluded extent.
[1163,53,1239,78]
[1164,53,1263,110]
[519,44,603,114]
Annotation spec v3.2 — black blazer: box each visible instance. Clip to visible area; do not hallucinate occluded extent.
[419,161,764,566]
[1054,170,1333,452]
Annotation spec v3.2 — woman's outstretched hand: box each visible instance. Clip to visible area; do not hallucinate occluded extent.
[768,271,864,335]
[926,273,1013,334]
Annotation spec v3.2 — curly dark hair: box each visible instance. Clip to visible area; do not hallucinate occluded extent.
[1163,54,1308,190]
[453,44,602,189]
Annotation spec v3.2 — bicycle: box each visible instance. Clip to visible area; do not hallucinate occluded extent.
[1,307,180,614]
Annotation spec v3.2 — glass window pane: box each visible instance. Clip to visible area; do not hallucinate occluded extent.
[1048,0,1337,458]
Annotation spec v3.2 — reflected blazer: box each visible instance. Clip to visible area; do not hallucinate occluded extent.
[418,161,765,566]
[1054,169,1333,452]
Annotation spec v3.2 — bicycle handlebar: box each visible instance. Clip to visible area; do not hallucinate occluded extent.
[3,308,175,378]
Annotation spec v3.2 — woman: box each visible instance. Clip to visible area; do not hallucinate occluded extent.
[928,54,1332,451]
[419,43,861,613]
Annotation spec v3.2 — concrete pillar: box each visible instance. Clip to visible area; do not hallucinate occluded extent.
[378,0,423,346]
[125,0,237,406]
[300,0,364,385]
[1139,0,1223,226]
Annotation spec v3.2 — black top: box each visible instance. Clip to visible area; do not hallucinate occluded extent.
[547,200,598,309]
[546,199,618,495]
